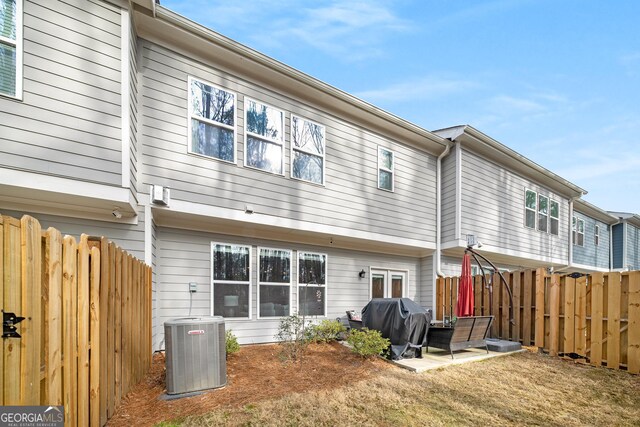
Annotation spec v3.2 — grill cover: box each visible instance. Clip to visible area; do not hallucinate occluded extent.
[362,298,431,360]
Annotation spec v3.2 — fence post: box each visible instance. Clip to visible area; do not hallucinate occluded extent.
[89,246,101,427]
[549,274,561,356]
[564,276,576,355]
[628,271,640,374]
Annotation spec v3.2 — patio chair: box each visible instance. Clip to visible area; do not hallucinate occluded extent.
[426,315,493,359]
[346,310,363,330]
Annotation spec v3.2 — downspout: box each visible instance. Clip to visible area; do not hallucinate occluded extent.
[435,141,452,277]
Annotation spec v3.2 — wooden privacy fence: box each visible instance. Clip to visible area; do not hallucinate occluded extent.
[436,268,640,374]
[1,214,152,426]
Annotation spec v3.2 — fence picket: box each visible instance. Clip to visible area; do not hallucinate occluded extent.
[522,270,533,345]
[591,273,604,367]
[44,228,63,405]
[564,276,576,354]
[534,268,546,348]
[62,235,78,427]
[89,246,101,427]
[607,272,621,369]
[575,276,587,358]
[77,236,91,427]
[3,216,21,405]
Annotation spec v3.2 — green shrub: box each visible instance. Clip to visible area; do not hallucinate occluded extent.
[225,329,240,356]
[347,328,390,358]
[275,314,308,361]
[306,319,347,343]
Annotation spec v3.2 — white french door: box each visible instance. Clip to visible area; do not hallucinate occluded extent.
[370,269,406,299]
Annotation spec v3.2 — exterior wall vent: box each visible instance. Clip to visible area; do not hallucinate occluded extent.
[151,185,170,206]
[164,316,227,394]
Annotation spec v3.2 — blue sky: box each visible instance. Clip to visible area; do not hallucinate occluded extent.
[161,0,640,214]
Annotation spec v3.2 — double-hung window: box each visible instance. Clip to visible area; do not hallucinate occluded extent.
[572,217,584,247]
[245,98,284,174]
[291,115,325,185]
[212,243,250,318]
[298,252,327,316]
[258,248,291,318]
[524,189,537,229]
[378,147,394,191]
[595,225,600,246]
[0,0,22,98]
[550,200,559,235]
[538,195,549,233]
[189,77,236,162]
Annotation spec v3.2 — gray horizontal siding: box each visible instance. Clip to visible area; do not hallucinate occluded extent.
[419,256,434,310]
[156,227,424,347]
[572,211,610,270]
[0,0,122,186]
[459,149,569,262]
[0,207,146,260]
[441,151,456,242]
[140,43,437,244]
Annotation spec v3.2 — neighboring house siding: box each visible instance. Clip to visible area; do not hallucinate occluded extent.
[441,151,456,243]
[459,149,569,262]
[0,0,122,185]
[612,223,624,269]
[627,224,640,270]
[572,212,610,270]
[156,227,421,347]
[139,42,437,244]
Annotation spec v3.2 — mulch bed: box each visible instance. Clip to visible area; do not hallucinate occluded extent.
[107,341,390,426]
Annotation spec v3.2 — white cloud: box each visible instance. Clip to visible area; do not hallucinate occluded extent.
[354,76,479,103]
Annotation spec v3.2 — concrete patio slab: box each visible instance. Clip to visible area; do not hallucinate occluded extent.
[391,346,525,373]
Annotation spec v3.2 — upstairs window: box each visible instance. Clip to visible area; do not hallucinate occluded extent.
[0,0,21,98]
[550,200,559,235]
[291,115,325,185]
[378,147,394,191]
[524,189,536,229]
[212,243,250,318]
[595,225,600,246]
[258,248,291,318]
[538,195,549,233]
[298,252,327,316]
[188,77,236,162]
[245,98,284,175]
[572,217,584,247]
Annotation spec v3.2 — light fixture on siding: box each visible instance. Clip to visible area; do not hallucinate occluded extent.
[244,205,254,214]
[359,269,366,279]
[150,185,170,206]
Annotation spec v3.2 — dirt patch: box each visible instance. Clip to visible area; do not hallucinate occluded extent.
[107,342,390,426]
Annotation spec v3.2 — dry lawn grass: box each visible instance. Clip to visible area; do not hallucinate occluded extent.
[176,350,640,427]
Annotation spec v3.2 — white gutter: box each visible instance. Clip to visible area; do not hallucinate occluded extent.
[435,141,452,278]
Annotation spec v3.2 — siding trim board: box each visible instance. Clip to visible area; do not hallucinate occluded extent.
[121,7,130,188]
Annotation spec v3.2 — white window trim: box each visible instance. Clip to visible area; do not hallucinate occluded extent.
[368,267,409,300]
[187,76,237,164]
[549,199,559,236]
[257,247,292,320]
[595,225,600,246]
[290,114,326,186]
[210,242,252,319]
[297,251,328,318]
[244,97,285,176]
[0,0,22,100]
[538,194,549,233]
[524,188,537,229]
[377,146,394,192]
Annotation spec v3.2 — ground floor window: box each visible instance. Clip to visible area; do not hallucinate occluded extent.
[298,252,327,316]
[258,247,291,317]
[212,243,251,318]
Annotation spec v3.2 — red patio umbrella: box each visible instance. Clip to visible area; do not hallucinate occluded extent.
[456,252,474,317]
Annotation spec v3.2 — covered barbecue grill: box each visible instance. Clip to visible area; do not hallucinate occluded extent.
[362,298,431,360]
